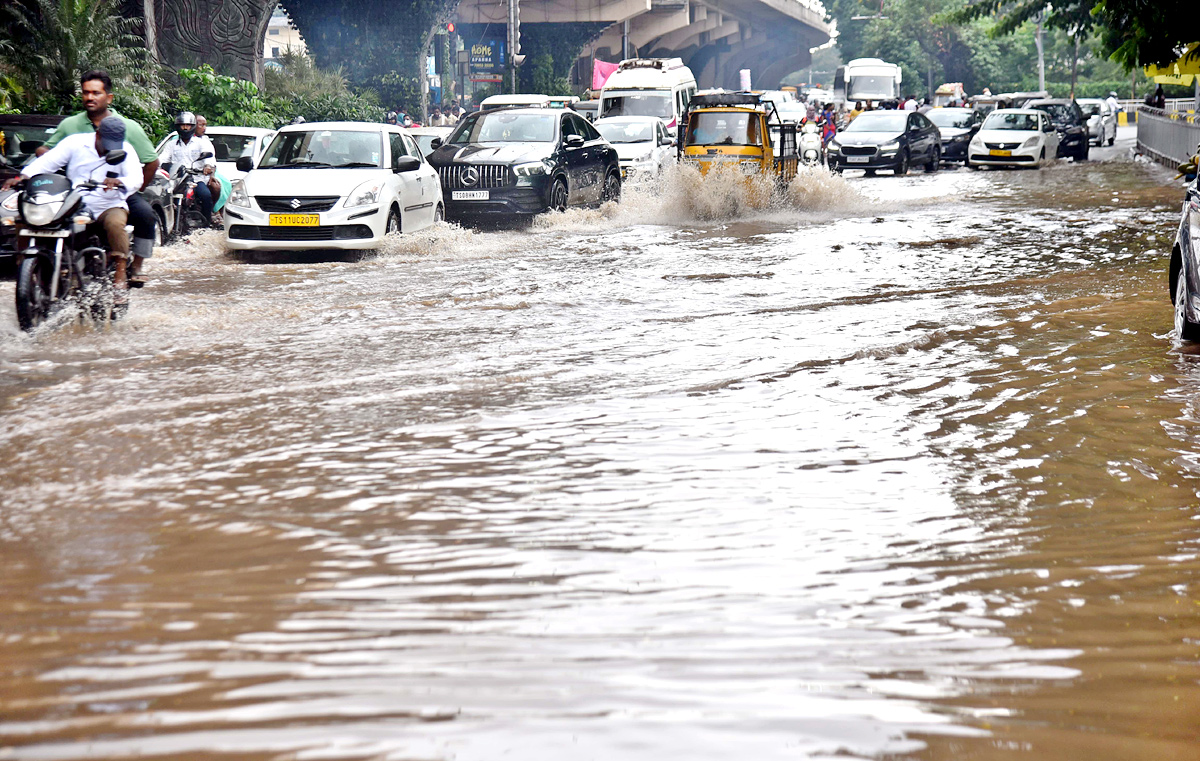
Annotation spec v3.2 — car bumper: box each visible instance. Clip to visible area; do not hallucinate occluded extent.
[829,152,903,170]
[1056,133,1086,156]
[443,186,549,219]
[967,144,1041,165]
[223,204,386,250]
[941,140,970,161]
[620,161,659,183]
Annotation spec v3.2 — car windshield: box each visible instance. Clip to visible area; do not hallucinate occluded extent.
[685,111,761,147]
[847,75,897,99]
[596,121,654,143]
[0,123,58,166]
[843,111,907,132]
[1030,103,1074,123]
[412,134,440,156]
[601,94,672,119]
[450,112,557,143]
[982,112,1040,131]
[927,110,975,129]
[209,134,256,162]
[259,130,383,168]
[1079,102,1102,116]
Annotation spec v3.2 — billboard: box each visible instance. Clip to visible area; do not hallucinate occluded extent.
[469,39,506,77]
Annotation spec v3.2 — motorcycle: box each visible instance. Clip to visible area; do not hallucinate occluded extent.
[1,150,133,331]
[166,151,215,238]
[800,120,824,167]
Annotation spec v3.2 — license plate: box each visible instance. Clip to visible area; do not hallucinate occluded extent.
[269,214,319,226]
[452,190,489,200]
[847,156,869,163]
[988,149,1012,157]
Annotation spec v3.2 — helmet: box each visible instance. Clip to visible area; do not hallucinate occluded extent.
[1109,91,1118,98]
[174,111,197,127]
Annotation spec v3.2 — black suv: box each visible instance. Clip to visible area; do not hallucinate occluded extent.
[1027,99,1089,161]
[427,107,621,223]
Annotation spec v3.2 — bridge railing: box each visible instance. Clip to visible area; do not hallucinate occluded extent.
[1137,106,1200,168]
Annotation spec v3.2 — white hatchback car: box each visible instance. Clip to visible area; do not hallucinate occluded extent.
[967,108,1060,169]
[593,116,675,183]
[225,122,444,251]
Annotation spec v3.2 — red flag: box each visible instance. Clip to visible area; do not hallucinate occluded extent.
[592,60,620,91]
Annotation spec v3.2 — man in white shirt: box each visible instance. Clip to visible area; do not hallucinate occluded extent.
[903,96,918,112]
[160,111,217,223]
[6,116,143,292]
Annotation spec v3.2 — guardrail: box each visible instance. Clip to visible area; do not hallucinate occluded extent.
[1137,106,1200,167]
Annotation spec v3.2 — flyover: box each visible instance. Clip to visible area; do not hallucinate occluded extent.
[455,0,832,90]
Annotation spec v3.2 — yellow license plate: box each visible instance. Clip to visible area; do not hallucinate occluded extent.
[988,149,1012,157]
[269,214,320,226]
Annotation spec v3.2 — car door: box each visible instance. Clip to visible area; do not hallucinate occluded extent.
[403,132,439,226]
[655,120,672,172]
[576,115,607,198]
[387,130,422,229]
[905,113,926,160]
[1040,113,1059,158]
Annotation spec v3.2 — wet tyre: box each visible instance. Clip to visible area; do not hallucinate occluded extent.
[433,204,444,223]
[601,170,621,204]
[386,207,401,235]
[1107,135,1115,146]
[894,151,909,176]
[15,256,52,332]
[549,178,568,212]
[1172,252,1200,341]
[1076,143,1089,162]
[924,148,939,173]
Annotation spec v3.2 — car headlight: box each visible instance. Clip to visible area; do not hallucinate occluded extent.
[1,193,18,212]
[827,138,841,151]
[634,151,653,163]
[21,198,62,227]
[513,161,549,177]
[951,133,969,142]
[229,179,250,209]
[345,179,384,208]
[1021,137,1039,148]
[1189,200,1200,243]
[880,140,900,153]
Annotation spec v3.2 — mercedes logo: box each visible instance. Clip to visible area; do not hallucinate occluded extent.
[461,166,479,187]
[289,198,302,210]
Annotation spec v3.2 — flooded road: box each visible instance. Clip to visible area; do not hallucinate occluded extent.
[2,132,1198,760]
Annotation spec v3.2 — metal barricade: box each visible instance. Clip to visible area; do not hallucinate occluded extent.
[1136,106,1200,167]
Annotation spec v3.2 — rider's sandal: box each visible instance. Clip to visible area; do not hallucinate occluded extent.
[127,277,146,289]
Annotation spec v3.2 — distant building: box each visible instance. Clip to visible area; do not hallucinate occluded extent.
[264,6,306,65]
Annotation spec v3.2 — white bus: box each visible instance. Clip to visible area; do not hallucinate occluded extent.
[599,58,698,136]
[834,58,903,106]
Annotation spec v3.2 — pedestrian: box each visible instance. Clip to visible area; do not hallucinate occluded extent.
[1153,85,1166,110]
[821,102,837,145]
[903,95,917,112]
[848,101,864,122]
[917,98,932,114]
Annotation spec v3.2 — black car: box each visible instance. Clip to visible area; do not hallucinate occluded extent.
[828,110,943,175]
[428,107,621,223]
[0,114,175,277]
[1170,170,1200,340]
[925,107,983,164]
[1027,99,1089,161]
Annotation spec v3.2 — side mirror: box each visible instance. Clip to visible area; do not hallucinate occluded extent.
[236,156,254,172]
[565,134,585,148]
[198,151,214,160]
[430,137,443,150]
[393,156,421,173]
[104,149,127,165]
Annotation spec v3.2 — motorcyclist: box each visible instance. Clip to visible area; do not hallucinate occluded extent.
[36,70,160,283]
[160,112,216,226]
[4,117,144,295]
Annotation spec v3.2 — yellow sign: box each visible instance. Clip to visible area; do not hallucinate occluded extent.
[269,214,319,227]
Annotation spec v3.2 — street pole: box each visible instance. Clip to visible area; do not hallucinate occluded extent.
[622,20,630,60]
[507,0,518,94]
[1035,14,1045,92]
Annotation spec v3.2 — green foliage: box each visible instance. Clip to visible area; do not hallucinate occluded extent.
[360,71,422,113]
[175,65,277,128]
[263,50,349,101]
[514,22,606,94]
[527,54,573,96]
[0,0,150,112]
[272,91,385,123]
[1095,0,1197,69]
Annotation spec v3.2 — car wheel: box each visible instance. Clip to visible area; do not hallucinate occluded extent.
[601,169,621,204]
[155,208,169,247]
[1107,134,1115,146]
[894,151,908,176]
[386,207,401,235]
[1076,142,1089,162]
[1039,147,1046,167]
[549,178,569,212]
[433,204,444,223]
[1174,252,1200,341]
[924,147,939,173]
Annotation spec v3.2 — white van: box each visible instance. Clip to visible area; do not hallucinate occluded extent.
[598,58,698,136]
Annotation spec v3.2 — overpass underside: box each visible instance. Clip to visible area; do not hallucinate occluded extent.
[456,0,831,90]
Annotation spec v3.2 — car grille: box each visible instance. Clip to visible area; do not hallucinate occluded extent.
[840,145,877,156]
[971,153,1035,163]
[255,196,340,213]
[984,142,1022,151]
[228,224,373,241]
[438,164,513,189]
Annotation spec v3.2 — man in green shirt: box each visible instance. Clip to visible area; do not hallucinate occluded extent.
[38,70,161,280]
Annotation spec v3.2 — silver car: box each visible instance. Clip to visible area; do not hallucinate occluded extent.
[1077,98,1116,147]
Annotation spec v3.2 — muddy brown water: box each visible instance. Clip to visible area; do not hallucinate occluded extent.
[1,144,1198,760]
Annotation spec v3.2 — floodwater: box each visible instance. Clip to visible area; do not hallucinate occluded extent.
[1,133,1198,760]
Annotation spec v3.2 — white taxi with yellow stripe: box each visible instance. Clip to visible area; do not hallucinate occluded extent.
[224,121,443,250]
[967,108,1060,169]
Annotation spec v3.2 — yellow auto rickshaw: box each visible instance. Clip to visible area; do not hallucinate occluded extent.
[678,91,799,188]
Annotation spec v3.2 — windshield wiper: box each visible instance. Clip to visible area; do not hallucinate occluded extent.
[276,160,333,168]
[332,162,378,168]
